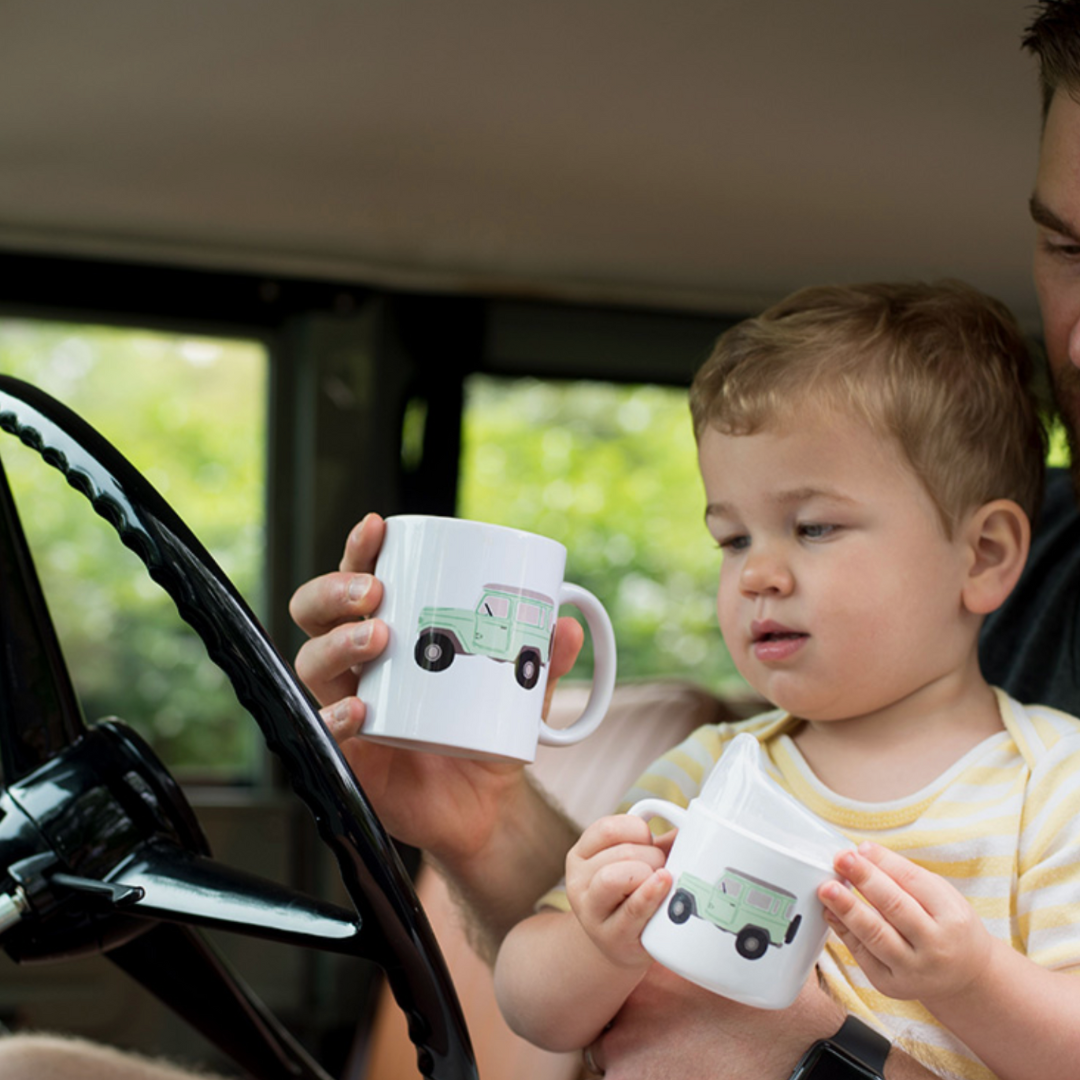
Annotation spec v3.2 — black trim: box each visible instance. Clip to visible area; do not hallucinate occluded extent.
[0,249,371,333]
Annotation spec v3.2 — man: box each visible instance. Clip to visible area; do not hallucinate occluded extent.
[979,0,1080,715]
[1,3,1076,1077]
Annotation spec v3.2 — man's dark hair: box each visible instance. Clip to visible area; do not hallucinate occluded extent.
[1023,0,1080,122]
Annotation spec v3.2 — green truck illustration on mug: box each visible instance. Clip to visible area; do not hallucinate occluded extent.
[413,584,556,689]
[667,867,803,960]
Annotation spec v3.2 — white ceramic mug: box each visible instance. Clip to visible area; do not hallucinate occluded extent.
[627,735,851,1009]
[357,515,617,762]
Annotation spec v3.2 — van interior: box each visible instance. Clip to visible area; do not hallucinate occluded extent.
[0,3,1046,1078]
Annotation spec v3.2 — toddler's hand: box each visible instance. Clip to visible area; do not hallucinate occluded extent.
[819,842,993,1005]
[566,814,673,970]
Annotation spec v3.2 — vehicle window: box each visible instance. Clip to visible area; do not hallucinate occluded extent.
[722,878,741,898]
[748,888,773,912]
[480,595,510,618]
[0,318,268,781]
[518,601,542,627]
[460,375,747,698]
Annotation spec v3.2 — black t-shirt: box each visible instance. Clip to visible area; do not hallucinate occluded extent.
[980,467,1080,713]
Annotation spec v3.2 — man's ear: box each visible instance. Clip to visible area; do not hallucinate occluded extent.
[961,499,1030,615]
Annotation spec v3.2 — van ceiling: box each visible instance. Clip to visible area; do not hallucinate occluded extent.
[0,1,1044,328]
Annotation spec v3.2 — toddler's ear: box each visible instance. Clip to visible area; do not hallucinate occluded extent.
[961,500,1030,615]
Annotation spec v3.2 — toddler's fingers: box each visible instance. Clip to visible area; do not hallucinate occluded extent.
[573,815,662,862]
[606,868,672,934]
[852,842,960,917]
[819,878,907,966]
[588,860,666,906]
[833,846,930,944]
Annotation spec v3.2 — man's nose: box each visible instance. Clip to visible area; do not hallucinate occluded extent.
[739,550,794,597]
[1068,318,1080,370]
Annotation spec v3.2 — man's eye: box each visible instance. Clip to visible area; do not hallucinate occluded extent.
[1041,235,1080,260]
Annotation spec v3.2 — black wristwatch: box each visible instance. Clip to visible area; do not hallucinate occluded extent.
[788,1015,890,1078]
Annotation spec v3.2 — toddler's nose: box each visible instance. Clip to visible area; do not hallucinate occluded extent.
[739,551,794,597]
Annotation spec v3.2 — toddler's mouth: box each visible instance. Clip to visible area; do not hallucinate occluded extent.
[750,621,809,661]
[750,620,807,644]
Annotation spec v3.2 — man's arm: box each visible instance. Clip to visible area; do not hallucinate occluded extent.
[585,965,943,1080]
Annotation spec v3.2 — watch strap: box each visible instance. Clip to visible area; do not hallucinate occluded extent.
[832,1015,890,1074]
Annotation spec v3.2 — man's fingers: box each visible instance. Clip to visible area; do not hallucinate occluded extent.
[294,617,390,706]
[289,514,385,636]
[550,615,585,679]
[289,570,383,637]
[319,697,367,743]
[543,616,586,718]
[339,513,386,574]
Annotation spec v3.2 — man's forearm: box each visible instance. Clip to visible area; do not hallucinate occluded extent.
[428,772,579,964]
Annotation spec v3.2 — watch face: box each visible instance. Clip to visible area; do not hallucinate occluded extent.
[791,1044,883,1079]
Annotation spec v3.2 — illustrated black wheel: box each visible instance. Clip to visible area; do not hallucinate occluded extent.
[515,648,541,689]
[735,925,770,960]
[785,913,802,944]
[0,376,476,1080]
[416,631,456,672]
[667,888,695,924]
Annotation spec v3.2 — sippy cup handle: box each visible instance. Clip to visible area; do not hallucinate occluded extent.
[626,798,687,831]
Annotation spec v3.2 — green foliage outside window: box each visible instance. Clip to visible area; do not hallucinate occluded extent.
[459,376,748,698]
[0,320,267,778]
[460,377,1072,705]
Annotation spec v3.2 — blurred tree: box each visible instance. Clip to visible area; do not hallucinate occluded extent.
[0,320,267,777]
[459,376,748,698]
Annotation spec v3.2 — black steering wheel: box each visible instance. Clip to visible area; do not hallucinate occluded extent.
[0,374,477,1080]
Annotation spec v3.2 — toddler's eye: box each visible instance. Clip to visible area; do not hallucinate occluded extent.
[798,523,836,541]
[718,533,750,553]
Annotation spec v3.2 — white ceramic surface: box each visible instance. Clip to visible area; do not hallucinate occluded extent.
[358,515,616,762]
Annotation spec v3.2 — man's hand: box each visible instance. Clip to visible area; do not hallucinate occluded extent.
[288,513,586,954]
[566,815,673,970]
[818,842,993,1005]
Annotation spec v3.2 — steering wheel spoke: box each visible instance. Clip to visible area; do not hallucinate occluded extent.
[109,842,364,951]
[108,922,334,1080]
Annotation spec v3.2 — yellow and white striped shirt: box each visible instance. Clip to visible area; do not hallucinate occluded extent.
[548,688,1080,1080]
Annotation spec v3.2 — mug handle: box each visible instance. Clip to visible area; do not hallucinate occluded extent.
[537,582,617,747]
[626,798,686,831]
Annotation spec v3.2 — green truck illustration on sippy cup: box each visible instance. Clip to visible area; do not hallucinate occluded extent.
[413,584,556,689]
[667,867,803,960]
